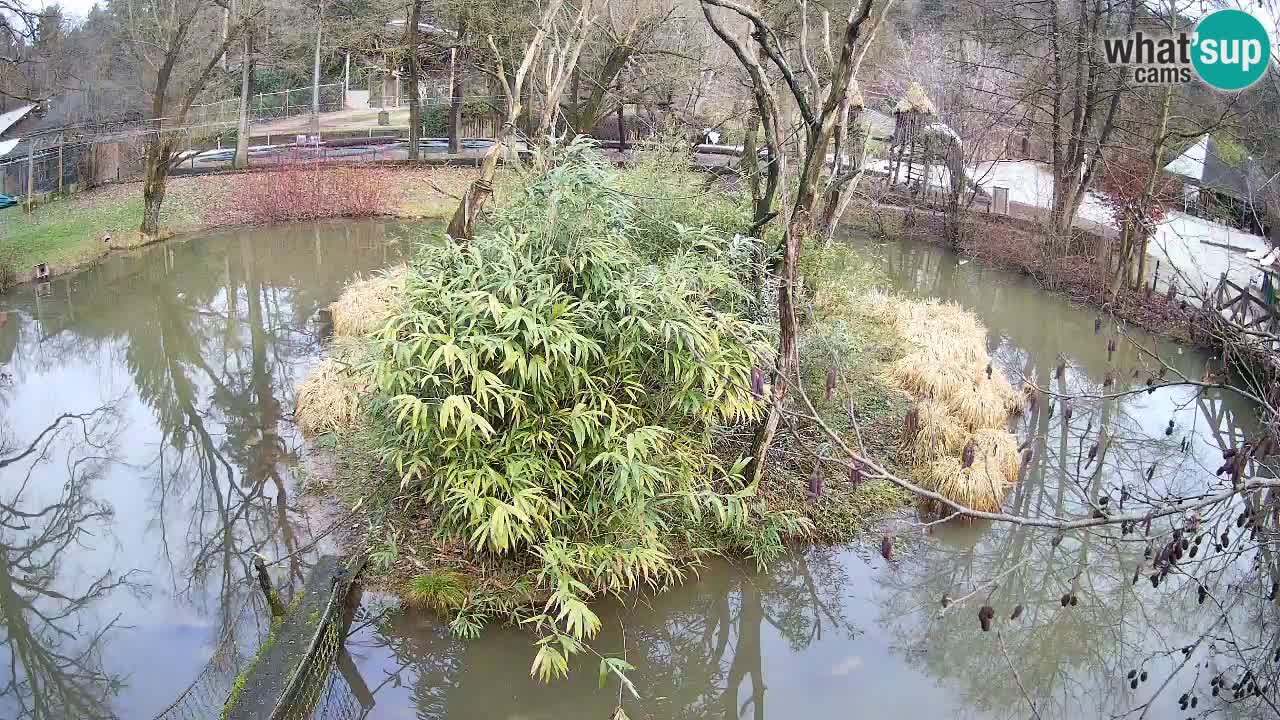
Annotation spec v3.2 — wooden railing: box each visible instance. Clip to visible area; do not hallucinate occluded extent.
[1211,273,1280,355]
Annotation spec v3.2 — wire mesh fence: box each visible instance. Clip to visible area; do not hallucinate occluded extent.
[190,84,346,126]
[150,592,275,720]
[0,140,100,198]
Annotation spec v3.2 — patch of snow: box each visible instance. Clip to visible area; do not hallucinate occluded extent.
[970,160,1055,207]
[865,158,952,190]
[1164,135,1207,181]
[968,159,1112,225]
[967,158,1271,297]
[1149,211,1268,292]
[0,139,18,157]
[0,104,33,136]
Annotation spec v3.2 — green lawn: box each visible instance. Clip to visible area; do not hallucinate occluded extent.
[0,186,145,276]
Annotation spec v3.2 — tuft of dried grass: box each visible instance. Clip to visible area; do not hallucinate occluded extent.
[895,82,937,115]
[868,291,1024,512]
[920,430,1020,513]
[950,374,1021,429]
[331,266,407,337]
[905,399,966,463]
[296,342,369,435]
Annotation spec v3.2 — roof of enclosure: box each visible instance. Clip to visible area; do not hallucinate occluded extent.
[0,104,35,137]
[1165,134,1266,204]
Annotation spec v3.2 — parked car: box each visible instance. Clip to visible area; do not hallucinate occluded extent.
[0,194,16,209]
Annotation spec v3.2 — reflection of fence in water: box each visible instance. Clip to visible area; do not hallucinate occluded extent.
[149,592,273,720]
[151,558,373,720]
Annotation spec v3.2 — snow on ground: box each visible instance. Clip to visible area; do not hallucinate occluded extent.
[865,158,952,190]
[968,159,1270,296]
[0,104,33,136]
[969,159,1112,225]
[1150,211,1268,292]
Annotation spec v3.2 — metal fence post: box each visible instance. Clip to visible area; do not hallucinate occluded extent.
[26,141,34,206]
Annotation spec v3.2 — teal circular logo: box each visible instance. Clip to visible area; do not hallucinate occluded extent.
[1192,9,1271,90]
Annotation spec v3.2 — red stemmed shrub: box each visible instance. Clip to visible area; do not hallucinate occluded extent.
[228,161,400,224]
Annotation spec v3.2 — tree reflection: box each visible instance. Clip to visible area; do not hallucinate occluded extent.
[359,549,856,720]
[0,407,136,720]
[868,236,1277,719]
[0,221,411,718]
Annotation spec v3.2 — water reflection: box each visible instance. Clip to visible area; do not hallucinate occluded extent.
[865,234,1273,719]
[0,406,131,720]
[341,232,1273,720]
[0,220,410,718]
[352,550,869,720]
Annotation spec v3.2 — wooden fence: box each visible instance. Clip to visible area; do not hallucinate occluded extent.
[1209,273,1280,383]
[1213,273,1280,346]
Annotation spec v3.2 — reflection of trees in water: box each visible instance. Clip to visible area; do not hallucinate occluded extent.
[118,229,401,616]
[0,222,410,716]
[868,236,1278,718]
[0,406,137,720]
[361,550,854,720]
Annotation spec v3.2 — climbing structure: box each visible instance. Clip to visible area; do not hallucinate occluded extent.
[888,82,938,193]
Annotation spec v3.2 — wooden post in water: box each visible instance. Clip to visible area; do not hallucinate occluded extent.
[254,554,287,617]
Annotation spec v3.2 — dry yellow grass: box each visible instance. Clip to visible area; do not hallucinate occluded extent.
[296,343,369,435]
[904,399,966,464]
[919,430,1020,512]
[868,291,1023,512]
[330,266,407,337]
[895,82,937,115]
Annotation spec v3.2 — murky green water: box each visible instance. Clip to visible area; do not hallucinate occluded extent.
[0,220,410,719]
[0,224,1267,719]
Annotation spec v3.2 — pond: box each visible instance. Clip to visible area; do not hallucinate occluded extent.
[0,222,1267,719]
[0,219,409,719]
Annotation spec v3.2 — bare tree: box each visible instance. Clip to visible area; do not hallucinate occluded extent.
[701,0,891,483]
[533,0,596,139]
[404,0,423,160]
[445,0,584,240]
[0,0,64,105]
[961,0,1134,244]
[123,0,254,237]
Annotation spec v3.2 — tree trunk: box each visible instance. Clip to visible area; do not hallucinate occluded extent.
[234,29,254,170]
[615,103,626,149]
[448,20,467,155]
[746,210,804,484]
[141,140,171,237]
[1108,220,1132,302]
[406,0,422,161]
[309,3,323,137]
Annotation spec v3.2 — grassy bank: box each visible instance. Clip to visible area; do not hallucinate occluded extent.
[0,165,477,286]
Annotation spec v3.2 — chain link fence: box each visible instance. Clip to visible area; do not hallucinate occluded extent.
[151,556,370,720]
[190,84,346,126]
[150,591,275,720]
